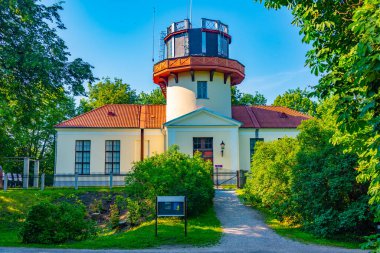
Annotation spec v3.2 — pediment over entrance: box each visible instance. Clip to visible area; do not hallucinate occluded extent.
[164,107,242,127]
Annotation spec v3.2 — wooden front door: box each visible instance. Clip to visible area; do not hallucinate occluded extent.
[193,137,213,164]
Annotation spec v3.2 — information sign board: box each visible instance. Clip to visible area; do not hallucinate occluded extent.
[155,196,187,237]
[157,196,185,217]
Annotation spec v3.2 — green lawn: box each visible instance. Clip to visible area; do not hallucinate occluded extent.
[0,187,222,249]
[235,189,363,249]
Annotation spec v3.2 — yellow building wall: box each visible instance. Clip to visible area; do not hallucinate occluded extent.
[55,128,165,174]
[167,126,239,172]
[166,71,232,121]
[238,128,300,171]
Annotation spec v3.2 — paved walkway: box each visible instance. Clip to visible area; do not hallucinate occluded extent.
[0,190,366,253]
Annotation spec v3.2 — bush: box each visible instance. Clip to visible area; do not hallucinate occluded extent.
[244,137,299,220]
[109,204,120,228]
[125,145,214,216]
[292,119,373,237]
[20,202,95,244]
[244,119,374,238]
[115,195,127,213]
[126,198,140,226]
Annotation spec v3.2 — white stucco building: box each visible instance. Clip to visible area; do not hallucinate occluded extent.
[54,18,310,186]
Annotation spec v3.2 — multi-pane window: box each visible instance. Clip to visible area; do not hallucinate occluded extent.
[105,140,120,174]
[250,138,264,162]
[197,81,208,99]
[167,38,173,58]
[202,32,207,54]
[218,34,228,57]
[193,137,213,164]
[75,140,91,175]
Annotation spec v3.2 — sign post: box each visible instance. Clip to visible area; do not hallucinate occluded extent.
[156,196,187,237]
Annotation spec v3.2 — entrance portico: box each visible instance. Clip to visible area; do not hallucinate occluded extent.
[164,107,241,172]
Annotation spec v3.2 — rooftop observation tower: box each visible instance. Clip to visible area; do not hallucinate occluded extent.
[153,18,245,121]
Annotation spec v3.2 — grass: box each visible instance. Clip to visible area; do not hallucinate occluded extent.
[235,189,363,249]
[0,187,222,249]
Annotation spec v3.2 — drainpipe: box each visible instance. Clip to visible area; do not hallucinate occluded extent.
[140,129,144,161]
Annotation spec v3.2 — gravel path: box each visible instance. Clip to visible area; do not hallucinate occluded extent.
[0,190,366,253]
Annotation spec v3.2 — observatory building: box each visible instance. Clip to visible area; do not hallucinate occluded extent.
[54,19,310,186]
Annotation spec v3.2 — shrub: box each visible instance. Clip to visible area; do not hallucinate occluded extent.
[20,202,95,244]
[126,198,140,226]
[243,119,374,238]
[89,198,103,213]
[292,119,373,237]
[115,195,127,213]
[125,145,214,216]
[109,204,120,228]
[244,137,299,220]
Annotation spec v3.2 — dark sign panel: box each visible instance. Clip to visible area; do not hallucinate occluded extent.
[157,201,184,216]
[156,196,185,217]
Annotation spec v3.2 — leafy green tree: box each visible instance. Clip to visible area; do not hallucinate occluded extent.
[77,78,138,113]
[293,119,372,237]
[0,0,94,97]
[273,88,317,114]
[244,117,373,237]
[256,0,380,215]
[0,0,94,172]
[231,87,267,105]
[137,88,166,105]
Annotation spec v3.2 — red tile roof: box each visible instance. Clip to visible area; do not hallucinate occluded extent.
[232,105,311,128]
[56,104,310,129]
[55,104,166,129]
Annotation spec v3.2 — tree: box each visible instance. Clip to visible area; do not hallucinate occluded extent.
[273,88,317,114]
[231,87,267,105]
[257,0,380,215]
[0,0,94,172]
[0,0,95,97]
[244,116,373,237]
[137,88,166,105]
[77,78,138,113]
[292,119,372,237]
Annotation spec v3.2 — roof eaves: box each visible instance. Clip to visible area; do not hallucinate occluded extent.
[54,104,112,128]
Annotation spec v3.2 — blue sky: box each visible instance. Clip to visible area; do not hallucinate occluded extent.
[54,0,319,104]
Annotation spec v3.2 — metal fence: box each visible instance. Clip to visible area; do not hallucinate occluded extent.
[1,172,129,191]
[213,170,248,189]
[53,173,128,188]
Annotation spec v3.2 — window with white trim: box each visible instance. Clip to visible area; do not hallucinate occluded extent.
[197,81,208,99]
[75,140,91,175]
[105,140,120,174]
